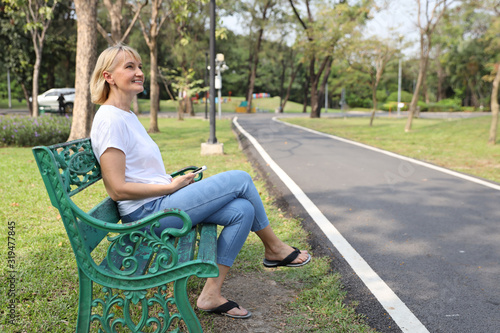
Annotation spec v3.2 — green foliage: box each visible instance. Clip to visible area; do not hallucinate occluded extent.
[417,101,428,111]
[386,91,413,103]
[425,98,462,112]
[376,89,388,103]
[2,0,499,115]
[164,67,207,99]
[347,95,372,108]
[0,115,71,147]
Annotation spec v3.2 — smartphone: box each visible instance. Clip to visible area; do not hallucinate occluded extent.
[191,165,207,175]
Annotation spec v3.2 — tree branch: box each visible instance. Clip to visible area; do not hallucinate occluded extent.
[122,0,149,44]
[289,0,309,33]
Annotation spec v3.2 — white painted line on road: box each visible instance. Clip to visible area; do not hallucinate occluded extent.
[275,117,500,191]
[233,117,429,333]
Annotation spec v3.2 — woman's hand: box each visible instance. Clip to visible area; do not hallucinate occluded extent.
[171,173,196,191]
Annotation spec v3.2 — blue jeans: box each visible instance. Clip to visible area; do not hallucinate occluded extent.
[121,170,270,267]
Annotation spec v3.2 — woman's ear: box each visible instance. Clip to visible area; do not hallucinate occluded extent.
[103,71,114,85]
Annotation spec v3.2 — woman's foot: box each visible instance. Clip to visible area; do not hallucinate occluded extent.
[197,294,250,318]
[255,226,310,267]
[264,242,310,266]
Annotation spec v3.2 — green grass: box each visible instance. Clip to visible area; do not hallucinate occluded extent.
[136,96,316,114]
[283,116,500,183]
[0,99,27,109]
[0,117,375,332]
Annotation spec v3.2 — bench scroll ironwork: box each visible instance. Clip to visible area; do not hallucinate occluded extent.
[33,138,218,333]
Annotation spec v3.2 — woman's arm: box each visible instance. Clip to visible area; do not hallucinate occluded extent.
[99,147,196,201]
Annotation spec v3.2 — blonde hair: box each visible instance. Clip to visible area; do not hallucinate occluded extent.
[90,44,142,105]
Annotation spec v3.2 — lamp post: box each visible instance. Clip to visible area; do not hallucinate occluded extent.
[7,68,12,109]
[215,53,228,120]
[397,35,403,117]
[201,0,224,155]
[208,0,216,144]
[325,81,328,113]
[205,52,208,120]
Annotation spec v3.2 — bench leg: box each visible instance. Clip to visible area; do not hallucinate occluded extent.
[76,269,93,333]
[174,277,203,333]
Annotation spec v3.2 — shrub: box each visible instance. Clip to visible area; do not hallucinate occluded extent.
[346,95,372,108]
[429,98,462,111]
[381,100,429,112]
[376,90,388,103]
[417,101,428,112]
[386,91,413,103]
[0,115,71,147]
[426,98,462,112]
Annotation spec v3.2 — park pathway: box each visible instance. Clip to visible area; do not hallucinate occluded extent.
[234,113,500,333]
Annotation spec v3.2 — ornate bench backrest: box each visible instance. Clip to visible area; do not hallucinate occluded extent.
[34,138,101,200]
[33,138,119,255]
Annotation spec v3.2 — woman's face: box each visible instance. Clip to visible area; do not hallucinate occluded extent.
[105,51,144,96]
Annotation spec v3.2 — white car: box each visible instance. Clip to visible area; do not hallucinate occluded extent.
[37,88,75,114]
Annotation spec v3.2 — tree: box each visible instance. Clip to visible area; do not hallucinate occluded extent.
[481,0,500,145]
[240,0,278,113]
[136,0,177,133]
[166,67,206,120]
[4,0,60,117]
[67,0,98,140]
[347,37,396,126]
[405,0,453,132]
[289,0,373,118]
[489,64,500,145]
[279,45,303,112]
[97,0,146,45]
[166,3,211,117]
[97,0,148,114]
[0,3,33,109]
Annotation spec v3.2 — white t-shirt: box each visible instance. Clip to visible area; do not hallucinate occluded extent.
[90,105,172,216]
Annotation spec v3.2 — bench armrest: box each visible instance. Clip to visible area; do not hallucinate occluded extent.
[70,200,192,237]
[170,166,204,182]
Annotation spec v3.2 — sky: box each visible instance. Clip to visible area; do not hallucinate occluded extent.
[364,0,420,55]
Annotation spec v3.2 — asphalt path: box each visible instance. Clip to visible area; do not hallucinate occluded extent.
[234,113,500,333]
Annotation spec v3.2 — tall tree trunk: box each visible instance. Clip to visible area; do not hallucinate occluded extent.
[177,98,184,121]
[488,64,500,145]
[370,81,377,126]
[188,97,194,116]
[405,0,448,132]
[308,54,332,118]
[302,73,309,113]
[138,0,167,133]
[278,57,286,112]
[310,83,320,117]
[468,81,480,109]
[281,63,301,113]
[68,0,98,141]
[23,1,56,117]
[405,56,429,132]
[31,52,41,117]
[21,83,32,113]
[148,43,160,132]
[132,95,140,115]
[436,46,446,101]
[246,28,264,113]
[317,57,333,118]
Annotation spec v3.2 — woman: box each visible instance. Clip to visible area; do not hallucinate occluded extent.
[89,44,310,319]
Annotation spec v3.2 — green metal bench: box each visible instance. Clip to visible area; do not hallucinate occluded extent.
[33,138,219,333]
